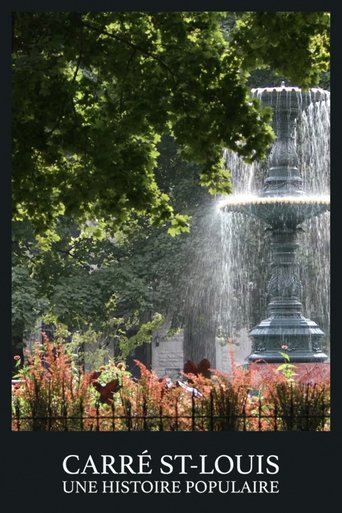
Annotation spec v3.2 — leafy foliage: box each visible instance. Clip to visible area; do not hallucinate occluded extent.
[12,12,329,235]
[12,135,211,359]
[118,313,164,358]
[232,12,330,88]
[12,265,49,337]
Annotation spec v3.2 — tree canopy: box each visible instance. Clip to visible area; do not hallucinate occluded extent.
[12,136,206,364]
[12,11,330,236]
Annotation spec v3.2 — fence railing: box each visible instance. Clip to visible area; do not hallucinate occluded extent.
[12,392,330,432]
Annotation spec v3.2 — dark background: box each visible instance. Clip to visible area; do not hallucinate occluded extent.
[1,1,341,512]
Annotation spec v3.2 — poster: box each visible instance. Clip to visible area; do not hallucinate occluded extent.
[2,2,340,512]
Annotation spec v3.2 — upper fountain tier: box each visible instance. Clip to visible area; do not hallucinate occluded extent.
[252,84,329,198]
[252,83,328,116]
[220,84,330,227]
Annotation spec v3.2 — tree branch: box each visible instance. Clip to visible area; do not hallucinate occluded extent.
[119,47,137,113]
[82,20,178,88]
[54,246,92,271]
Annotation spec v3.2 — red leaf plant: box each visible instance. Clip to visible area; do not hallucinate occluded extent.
[12,337,330,432]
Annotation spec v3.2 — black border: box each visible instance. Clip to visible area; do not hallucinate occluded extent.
[2,2,341,512]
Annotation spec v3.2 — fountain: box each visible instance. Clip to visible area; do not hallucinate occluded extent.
[219,83,330,363]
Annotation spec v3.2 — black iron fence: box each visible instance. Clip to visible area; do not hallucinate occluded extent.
[12,392,330,432]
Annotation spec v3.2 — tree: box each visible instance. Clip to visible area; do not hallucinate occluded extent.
[232,12,330,88]
[12,12,329,237]
[11,135,208,365]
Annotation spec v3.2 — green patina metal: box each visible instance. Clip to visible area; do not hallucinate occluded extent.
[223,84,329,363]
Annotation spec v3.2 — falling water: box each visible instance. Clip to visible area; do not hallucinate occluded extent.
[215,152,270,359]
[299,92,330,193]
[218,89,330,359]
[184,88,330,366]
[298,93,330,345]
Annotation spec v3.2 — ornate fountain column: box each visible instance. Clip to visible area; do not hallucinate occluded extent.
[247,84,328,362]
[249,225,326,362]
[261,84,303,198]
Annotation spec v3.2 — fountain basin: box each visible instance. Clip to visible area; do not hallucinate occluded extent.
[218,195,330,228]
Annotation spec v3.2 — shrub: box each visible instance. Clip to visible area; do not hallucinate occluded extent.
[12,335,91,431]
[12,338,330,431]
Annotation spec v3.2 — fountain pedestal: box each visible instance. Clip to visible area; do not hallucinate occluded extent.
[248,227,327,363]
[248,85,328,363]
[221,84,329,363]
